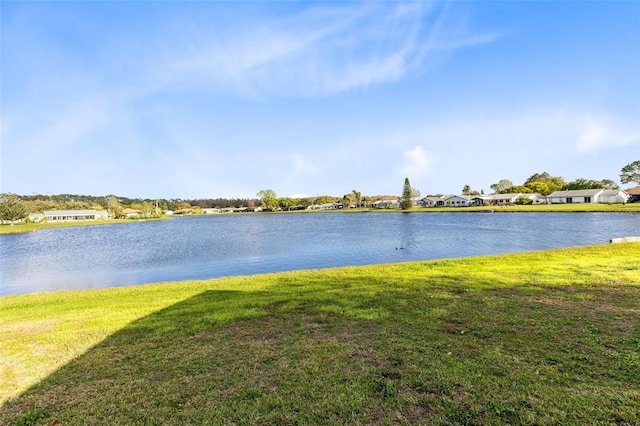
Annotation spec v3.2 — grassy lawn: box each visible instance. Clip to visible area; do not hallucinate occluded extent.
[1,244,639,425]
[0,217,170,235]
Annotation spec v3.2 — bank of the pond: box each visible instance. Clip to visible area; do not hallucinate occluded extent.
[2,203,639,234]
[1,244,639,425]
[0,216,170,234]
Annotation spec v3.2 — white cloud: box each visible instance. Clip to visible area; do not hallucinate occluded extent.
[576,116,640,152]
[401,146,434,178]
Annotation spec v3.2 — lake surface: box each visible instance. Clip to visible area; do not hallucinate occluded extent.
[1,212,639,296]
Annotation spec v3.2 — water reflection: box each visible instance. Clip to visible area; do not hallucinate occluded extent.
[1,212,639,295]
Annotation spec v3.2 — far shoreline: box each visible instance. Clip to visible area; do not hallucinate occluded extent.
[2,203,639,235]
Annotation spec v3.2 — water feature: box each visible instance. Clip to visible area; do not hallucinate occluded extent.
[1,212,638,295]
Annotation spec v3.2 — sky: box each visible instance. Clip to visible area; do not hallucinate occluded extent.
[1,1,639,200]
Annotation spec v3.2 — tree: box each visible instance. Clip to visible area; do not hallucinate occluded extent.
[343,193,355,208]
[524,181,552,196]
[257,189,278,211]
[351,190,362,208]
[400,178,413,210]
[563,178,620,191]
[0,193,27,225]
[462,185,471,195]
[107,196,123,219]
[620,160,640,185]
[599,179,619,190]
[525,172,565,193]
[490,179,513,193]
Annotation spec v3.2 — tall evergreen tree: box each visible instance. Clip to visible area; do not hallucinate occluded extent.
[400,178,413,210]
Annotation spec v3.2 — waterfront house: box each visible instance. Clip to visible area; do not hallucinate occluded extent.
[625,186,640,203]
[122,208,143,218]
[372,200,400,209]
[40,210,109,222]
[420,196,443,207]
[440,195,473,207]
[547,189,602,204]
[598,190,630,204]
[547,189,629,204]
[488,193,522,205]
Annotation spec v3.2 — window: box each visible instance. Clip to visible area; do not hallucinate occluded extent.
[566,197,573,204]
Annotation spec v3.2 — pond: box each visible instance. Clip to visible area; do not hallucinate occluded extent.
[1,212,639,295]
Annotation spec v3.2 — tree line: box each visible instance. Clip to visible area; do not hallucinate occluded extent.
[461,160,640,197]
[1,161,639,224]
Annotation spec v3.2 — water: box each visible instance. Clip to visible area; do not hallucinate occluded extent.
[1,212,639,295]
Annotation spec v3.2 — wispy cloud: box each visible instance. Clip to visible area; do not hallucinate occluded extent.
[165,2,500,98]
[576,116,640,152]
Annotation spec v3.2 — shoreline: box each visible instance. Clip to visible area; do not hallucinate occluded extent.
[2,204,639,235]
[2,241,639,299]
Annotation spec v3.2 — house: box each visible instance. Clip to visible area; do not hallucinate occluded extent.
[598,190,630,204]
[546,189,628,204]
[201,208,220,214]
[470,196,492,206]
[372,200,399,209]
[525,193,548,204]
[420,196,443,207]
[625,186,640,203]
[40,210,109,222]
[122,208,143,218]
[488,193,523,205]
[439,195,473,207]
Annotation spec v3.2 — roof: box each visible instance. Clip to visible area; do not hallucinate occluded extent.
[625,186,640,195]
[600,190,626,196]
[547,189,603,197]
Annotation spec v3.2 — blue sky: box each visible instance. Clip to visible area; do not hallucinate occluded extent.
[2,1,639,199]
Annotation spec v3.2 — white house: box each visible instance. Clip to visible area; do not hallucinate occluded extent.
[372,200,400,209]
[547,189,603,204]
[40,210,109,222]
[440,195,474,207]
[488,193,522,205]
[546,189,629,204]
[598,190,630,204]
[420,196,444,207]
[525,193,548,204]
[201,208,220,214]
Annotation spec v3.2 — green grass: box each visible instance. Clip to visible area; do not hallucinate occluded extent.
[1,244,639,425]
[0,217,170,234]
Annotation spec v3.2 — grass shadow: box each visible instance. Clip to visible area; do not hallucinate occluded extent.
[2,246,640,424]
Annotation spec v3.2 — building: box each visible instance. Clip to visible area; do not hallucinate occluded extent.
[371,200,400,209]
[625,186,640,203]
[547,189,629,204]
[34,210,109,222]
